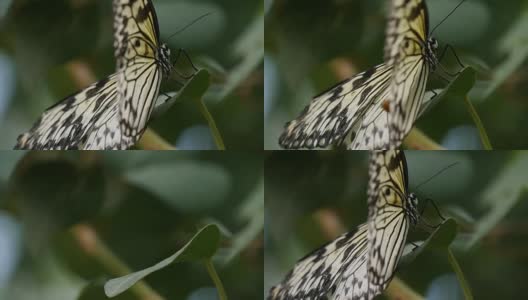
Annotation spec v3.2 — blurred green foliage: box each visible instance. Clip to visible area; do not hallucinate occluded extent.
[265,151,528,299]
[0,151,263,300]
[265,0,528,149]
[0,0,263,150]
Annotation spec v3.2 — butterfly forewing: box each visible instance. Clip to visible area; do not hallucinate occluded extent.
[385,0,436,147]
[113,0,167,146]
[366,150,414,296]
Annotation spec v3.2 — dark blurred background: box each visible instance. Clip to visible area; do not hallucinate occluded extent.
[0,151,263,300]
[265,151,528,299]
[0,0,263,150]
[264,0,528,149]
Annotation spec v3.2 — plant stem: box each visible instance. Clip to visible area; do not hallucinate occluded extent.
[204,259,228,300]
[137,128,176,150]
[385,277,423,300]
[404,128,445,150]
[196,98,226,150]
[447,247,474,300]
[72,224,165,300]
[464,96,493,150]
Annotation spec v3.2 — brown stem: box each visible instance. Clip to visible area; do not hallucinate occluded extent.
[71,224,166,300]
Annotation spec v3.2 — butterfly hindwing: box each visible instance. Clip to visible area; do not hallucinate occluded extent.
[14,74,123,150]
[268,224,370,300]
[279,63,393,149]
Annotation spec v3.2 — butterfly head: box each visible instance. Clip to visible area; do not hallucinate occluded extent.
[425,38,439,70]
[406,192,420,226]
[158,43,172,78]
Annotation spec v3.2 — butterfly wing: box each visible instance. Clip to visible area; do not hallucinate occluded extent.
[112,0,166,146]
[385,0,434,147]
[343,89,437,150]
[366,150,411,297]
[14,74,126,150]
[268,224,370,300]
[279,63,393,149]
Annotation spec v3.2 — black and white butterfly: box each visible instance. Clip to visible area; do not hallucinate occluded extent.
[268,150,420,300]
[278,0,446,150]
[15,0,173,150]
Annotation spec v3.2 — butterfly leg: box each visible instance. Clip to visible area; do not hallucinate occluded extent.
[418,198,446,229]
[172,48,198,80]
[437,44,465,77]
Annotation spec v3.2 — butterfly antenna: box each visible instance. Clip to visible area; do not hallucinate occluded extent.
[168,12,212,40]
[415,162,459,191]
[430,0,467,35]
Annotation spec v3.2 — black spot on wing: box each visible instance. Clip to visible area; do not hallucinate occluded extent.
[354,67,376,88]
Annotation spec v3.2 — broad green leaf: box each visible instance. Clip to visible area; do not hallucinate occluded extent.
[218,178,264,264]
[153,69,211,117]
[400,218,458,265]
[104,224,221,298]
[483,9,528,98]
[439,67,476,100]
[77,280,107,300]
[419,67,476,116]
[216,14,263,100]
[0,0,13,19]
[465,152,528,249]
[124,160,231,213]
[0,151,25,183]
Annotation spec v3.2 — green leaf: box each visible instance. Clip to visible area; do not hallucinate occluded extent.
[77,280,107,300]
[153,69,211,117]
[465,152,528,249]
[0,151,25,184]
[483,9,528,98]
[104,224,221,298]
[400,218,458,266]
[439,67,476,100]
[419,67,476,116]
[420,66,491,149]
[0,0,13,18]
[124,160,231,213]
[216,14,264,100]
[218,178,264,264]
[152,69,225,149]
